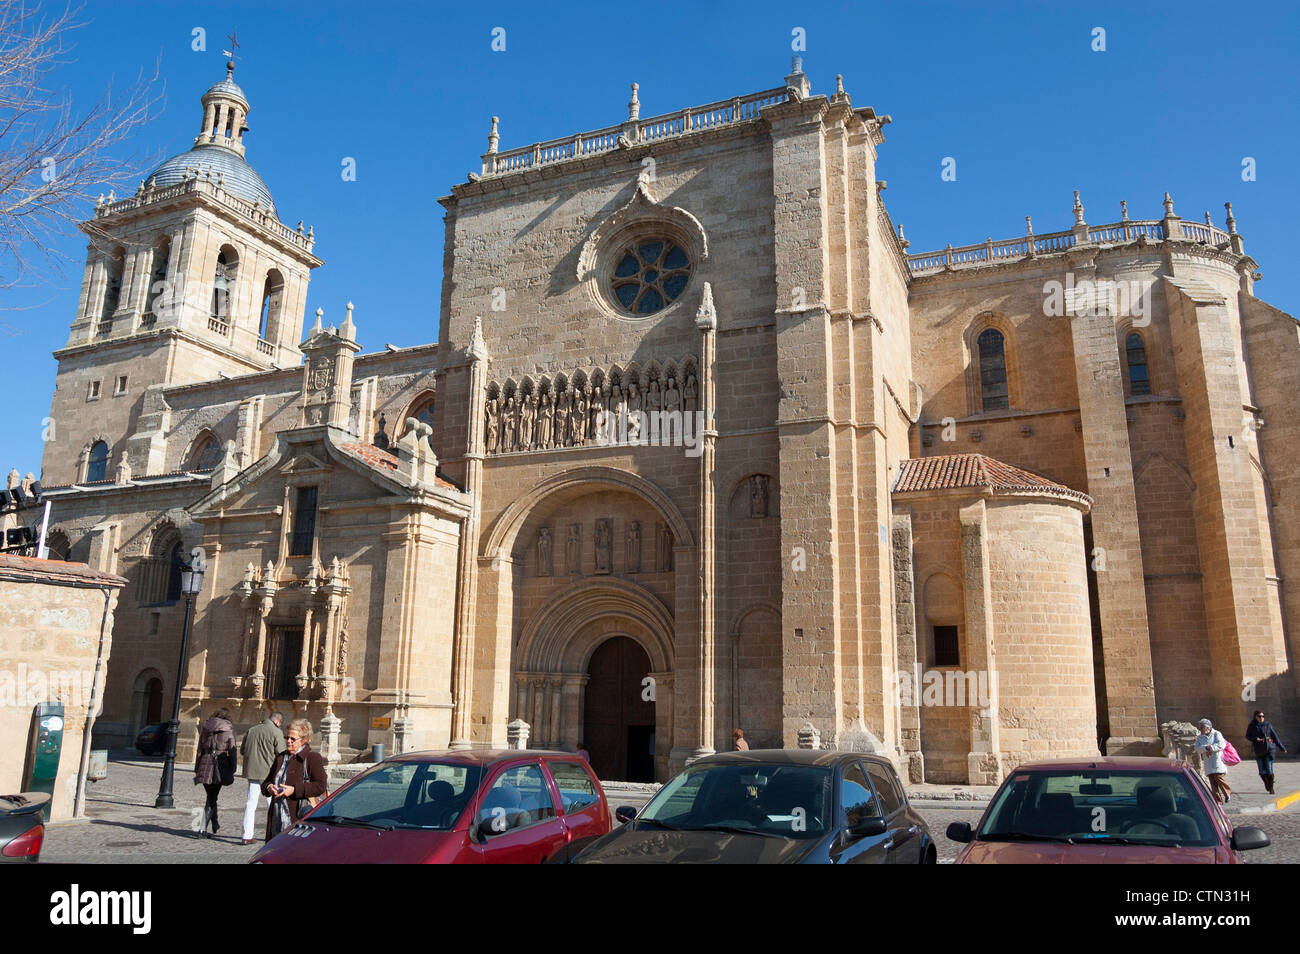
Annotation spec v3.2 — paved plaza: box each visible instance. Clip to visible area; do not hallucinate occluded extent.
[34,751,1300,864]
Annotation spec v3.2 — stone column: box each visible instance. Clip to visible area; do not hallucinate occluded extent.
[296,605,315,694]
[548,676,563,749]
[694,283,719,757]
[1066,254,1159,753]
[766,94,845,748]
[892,513,925,782]
[1165,276,1290,729]
[960,500,1002,784]
[450,317,490,747]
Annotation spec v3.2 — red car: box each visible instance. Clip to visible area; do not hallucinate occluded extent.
[250,750,611,864]
[946,756,1270,863]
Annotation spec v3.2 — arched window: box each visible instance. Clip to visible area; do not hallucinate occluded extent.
[258,270,284,342]
[211,247,238,323]
[404,393,436,450]
[1125,332,1151,396]
[144,237,171,323]
[44,530,71,561]
[87,441,109,482]
[187,433,224,471]
[138,526,184,605]
[100,248,125,330]
[977,328,1009,411]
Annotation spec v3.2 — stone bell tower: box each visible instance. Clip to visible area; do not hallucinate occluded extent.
[43,62,322,487]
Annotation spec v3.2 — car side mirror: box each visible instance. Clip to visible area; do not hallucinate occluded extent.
[849,816,888,838]
[946,821,974,843]
[476,816,510,841]
[614,805,638,824]
[1230,826,1270,851]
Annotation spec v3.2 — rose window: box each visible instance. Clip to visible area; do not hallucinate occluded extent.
[610,239,691,316]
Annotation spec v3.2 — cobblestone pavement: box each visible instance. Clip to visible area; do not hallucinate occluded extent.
[39,752,1300,864]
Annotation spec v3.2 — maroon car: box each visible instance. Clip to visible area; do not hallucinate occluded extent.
[947,756,1270,863]
[250,750,611,864]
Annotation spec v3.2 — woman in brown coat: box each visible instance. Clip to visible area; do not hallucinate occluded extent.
[261,718,328,841]
[194,706,237,838]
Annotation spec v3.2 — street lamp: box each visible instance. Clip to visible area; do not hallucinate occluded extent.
[155,546,206,809]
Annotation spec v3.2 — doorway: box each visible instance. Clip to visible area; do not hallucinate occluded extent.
[583,636,655,782]
[267,626,305,700]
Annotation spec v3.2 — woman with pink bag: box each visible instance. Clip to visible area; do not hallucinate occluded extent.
[1194,718,1234,804]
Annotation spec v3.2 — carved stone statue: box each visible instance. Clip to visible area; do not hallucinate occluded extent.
[520,392,536,450]
[626,383,643,441]
[565,523,581,574]
[750,474,770,518]
[594,518,612,574]
[684,373,699,414]
[657,522,674,572]
[537,527,552,577]
[504,395,518,452]
[485,397,499,453]
[625,520,641,573]
[665,374,681,414]
[556,388,571,447]
[374,413,391,451]
[572,390,587,447]
[587,385,600,441]
[336,627,349,679]
[537,392,553,449]
[648,378,663,414]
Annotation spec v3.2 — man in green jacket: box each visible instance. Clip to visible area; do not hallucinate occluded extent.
[240,712,286,844]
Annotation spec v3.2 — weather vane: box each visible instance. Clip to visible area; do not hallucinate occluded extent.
[223,28,241,64]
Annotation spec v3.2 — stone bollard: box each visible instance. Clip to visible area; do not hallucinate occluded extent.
[393,717,413,755]
[319,712,342,765]
[507,718,531,750]
[797,722,821,750]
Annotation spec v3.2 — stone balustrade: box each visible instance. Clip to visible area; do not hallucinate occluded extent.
[94,175,315,253]
[907,198,1237,278]
[482,87,790,177]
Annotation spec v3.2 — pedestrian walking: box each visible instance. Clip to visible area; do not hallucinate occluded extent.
[732,728,749,752]
[193,706,237,837]
[239,711,286,844]
[1195,717,1232,804]
[1245,709,1287,795]
[261,719,328,841]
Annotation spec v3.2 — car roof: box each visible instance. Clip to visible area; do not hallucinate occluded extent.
[1007,756,1185,772]
[694,748,893,769]
[383,748,587,768]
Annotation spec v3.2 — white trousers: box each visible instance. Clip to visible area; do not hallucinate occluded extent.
[243,779,268,840]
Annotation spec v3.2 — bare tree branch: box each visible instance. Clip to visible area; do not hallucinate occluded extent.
[0,0,165,293]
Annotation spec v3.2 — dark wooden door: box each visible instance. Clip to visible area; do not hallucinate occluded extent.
[584,637,655,782]
[269,627,304,700]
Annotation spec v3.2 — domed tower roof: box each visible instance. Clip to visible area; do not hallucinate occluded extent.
[145,61,276,213]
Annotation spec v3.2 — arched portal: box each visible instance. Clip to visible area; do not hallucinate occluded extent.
[584,636,655,782]
[512,576,674,782]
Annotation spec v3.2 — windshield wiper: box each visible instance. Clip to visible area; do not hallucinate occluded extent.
[1076,835,1184,847]
[634,817,682,831]
[319,815,395,831]
[685,824,785,839]
[979,831,1075,844]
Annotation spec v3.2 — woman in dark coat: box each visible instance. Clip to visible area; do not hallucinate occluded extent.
[1245,710,1287,795]
[193,706,237,837]
[261,718,328,841]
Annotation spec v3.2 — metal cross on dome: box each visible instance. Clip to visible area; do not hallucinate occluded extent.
[223,28,241,64]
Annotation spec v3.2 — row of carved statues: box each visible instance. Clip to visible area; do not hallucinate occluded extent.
[535,519,675,576]
[486,370,700,454]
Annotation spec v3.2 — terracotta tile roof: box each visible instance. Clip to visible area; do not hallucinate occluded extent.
[0,553,127,586]
[336,441,460,491]
[893,454,1092,505]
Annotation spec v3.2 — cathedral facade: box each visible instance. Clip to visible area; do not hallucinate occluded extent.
[39,60,1299,783]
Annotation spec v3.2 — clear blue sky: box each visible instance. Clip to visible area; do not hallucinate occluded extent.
[5,0,1298,477]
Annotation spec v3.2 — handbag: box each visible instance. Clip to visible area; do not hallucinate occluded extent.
[295,753,328,817]
[1222,740,1241,766]
[216,749,236,786]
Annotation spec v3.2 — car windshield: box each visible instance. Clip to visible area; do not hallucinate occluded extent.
[978,770,1218,847]
[638,763,831,839]
[309,761,483,831]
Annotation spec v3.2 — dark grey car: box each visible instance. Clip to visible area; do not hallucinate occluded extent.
[573,749,934,864]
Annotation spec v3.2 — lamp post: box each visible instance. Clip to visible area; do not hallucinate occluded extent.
[155,546,207,809]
